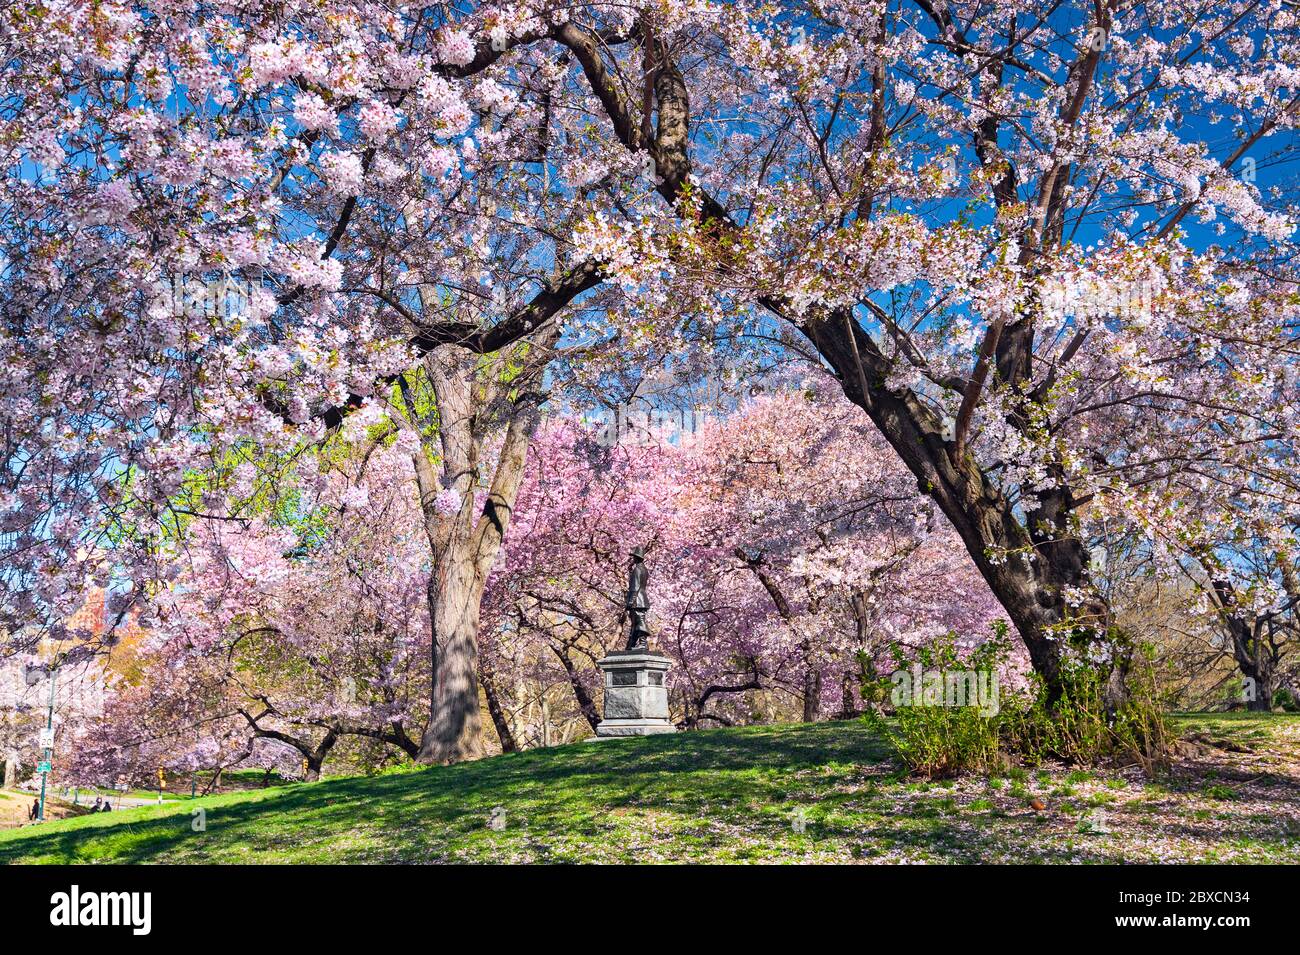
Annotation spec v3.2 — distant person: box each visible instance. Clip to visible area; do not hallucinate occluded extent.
[28,799,38,821]
[92,795,102,812]
[100,801,112,812]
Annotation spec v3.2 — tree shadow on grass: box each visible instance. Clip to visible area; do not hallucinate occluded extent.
[0,721,890,864]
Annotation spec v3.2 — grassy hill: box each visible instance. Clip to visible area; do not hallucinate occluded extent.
[2,716,1297,864]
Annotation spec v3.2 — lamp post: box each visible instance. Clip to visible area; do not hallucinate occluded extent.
[36,662,58,822]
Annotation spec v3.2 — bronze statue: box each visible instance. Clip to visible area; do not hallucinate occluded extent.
[624,546,650,650]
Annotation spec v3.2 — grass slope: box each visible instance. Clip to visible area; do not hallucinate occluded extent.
[1,716,1297,864]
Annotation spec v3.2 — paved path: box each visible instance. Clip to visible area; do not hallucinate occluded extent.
[70,793,181,810]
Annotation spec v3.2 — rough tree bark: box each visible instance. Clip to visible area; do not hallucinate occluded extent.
[803,314,1114,702]
[409,325,558,764]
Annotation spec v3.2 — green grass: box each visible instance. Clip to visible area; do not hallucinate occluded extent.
[1,716,1297,864]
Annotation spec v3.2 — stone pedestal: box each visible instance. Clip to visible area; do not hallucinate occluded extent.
[594,651,676,737]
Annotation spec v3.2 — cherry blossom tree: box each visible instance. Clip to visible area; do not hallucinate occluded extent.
[0,1,634,762]
[5,0,1299,735]
[1128,481,1300,712]
[74,387,1005,768]
[69,439,432,782]
[658,385,1011,725]
[536,0,1300,708]
[482,387,1009,733]
[0,0,614,665]
[478,421,674,744]
[387,333,565,762]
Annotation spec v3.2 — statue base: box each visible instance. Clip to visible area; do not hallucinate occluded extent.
[593,650,677,738]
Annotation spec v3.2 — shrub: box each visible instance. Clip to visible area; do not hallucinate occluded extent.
[862,628,1015,778]
[866,626,1170,778]
[1001,641,1170,773]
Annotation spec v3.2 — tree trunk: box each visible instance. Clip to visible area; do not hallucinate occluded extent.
[419,555,488,763]
[552,642,601,732]
[239,713,341,783]
[837,670,858,719]
[802,645,821,723]
[480,662,518,753]
[303,727,339,781]
[1210,576,1281,713]
[1237,619,1276,712]
[414,342,552,764]
[803,313,1116,702]
[1246,677,1275,712]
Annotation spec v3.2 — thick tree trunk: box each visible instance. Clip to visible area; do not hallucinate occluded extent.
[419,555,488,763]
[802,662,822,723]
[837,670,858,719]
[414,339,552,764]
[1232,617,1276,712]
[803,314,1116,702]
[1246,679,1275,712]
[1210,576,1281,713]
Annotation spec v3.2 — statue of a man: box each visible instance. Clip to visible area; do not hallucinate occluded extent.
[624,546,651,650]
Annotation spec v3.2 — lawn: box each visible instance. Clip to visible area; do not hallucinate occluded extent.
[1,714,1297,864]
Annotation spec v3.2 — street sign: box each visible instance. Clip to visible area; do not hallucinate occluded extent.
[38,728,54,749]
[37,761,52,774]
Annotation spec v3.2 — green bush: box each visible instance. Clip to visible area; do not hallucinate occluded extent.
[1001,642,1170,773]
[865,625,1170,778]
[882,695,1004,778]
[862,628,1014,778]
[1273,687,1299,712]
